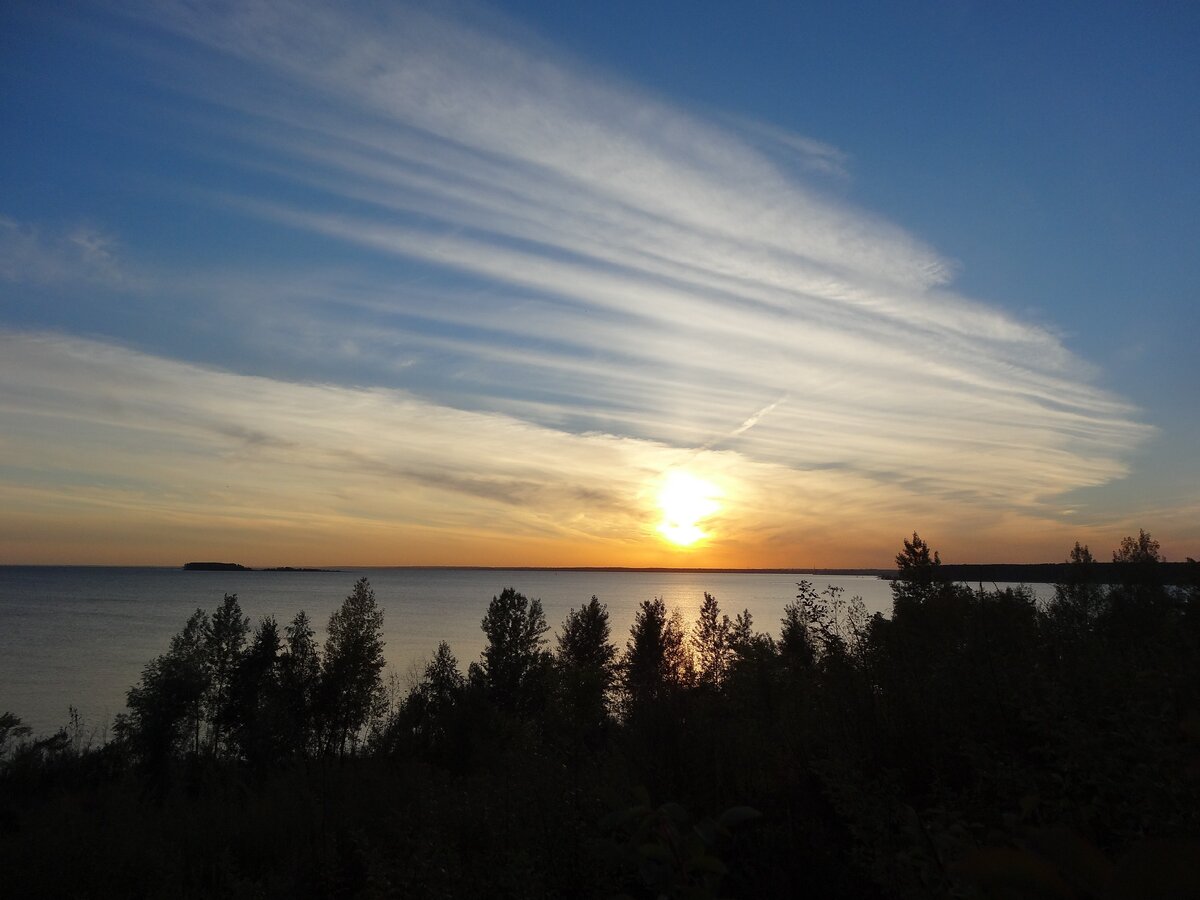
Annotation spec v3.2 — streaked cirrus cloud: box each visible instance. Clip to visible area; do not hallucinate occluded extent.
[0,0,1159,563]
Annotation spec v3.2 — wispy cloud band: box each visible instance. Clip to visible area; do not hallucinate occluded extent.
[0,1,1158,562]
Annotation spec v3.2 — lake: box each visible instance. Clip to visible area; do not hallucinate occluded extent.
[0,567,1053,736]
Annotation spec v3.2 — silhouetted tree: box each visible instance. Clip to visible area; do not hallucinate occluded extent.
[231,616,283,768]
[727,609,754,654]
[121,608,212,781]
[1049,542,1106,632]
[555,596,618,727]
[726,608,774,666]
[395,641,467,758]
[478,587,551,713]
[691,592,731,688]
[780,581,822,672]
[423,640,465,704]
[1113,528,1163,566]
[1112,528,1164,588]
[206,593,249,756]
[172,609,212,756]
[279,610,321,757]
[891,531,944,612]
[321,578,386,756]
[622,599,693,710]
[721,608,779,716]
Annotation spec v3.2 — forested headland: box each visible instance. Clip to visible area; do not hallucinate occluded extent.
[2,531,1199,898]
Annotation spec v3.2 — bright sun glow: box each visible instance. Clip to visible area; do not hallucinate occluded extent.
[656,471,721,547]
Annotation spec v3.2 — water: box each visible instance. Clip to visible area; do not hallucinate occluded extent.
[0,567,1050,736]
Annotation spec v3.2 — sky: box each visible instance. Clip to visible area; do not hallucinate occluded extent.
[1,0,1197,568]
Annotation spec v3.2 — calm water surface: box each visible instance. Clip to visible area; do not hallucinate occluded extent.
[0,567,1050,735]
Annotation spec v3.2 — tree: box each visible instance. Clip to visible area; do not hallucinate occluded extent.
[401,641,467,757]
[206,593,249,756]
[780,581,862,669]
[279,610,321,757]
[122,608,212,775]
[891,532,947,613]
[1107,530,1172,628]
[1112,529,1164,586]
[691,593,731,688]
[780,586,816,672]
[1050,542,1106,630]
[422,640,466,705]
[478,587,551,713]
[321,578,386,756]
[723,608,778,691]
[622,599,693,709]
[1113,529,1163,566]
[727,608,768,662]
[231,616,283,767]
[1070,541,1095,568]
[556,596,618,726]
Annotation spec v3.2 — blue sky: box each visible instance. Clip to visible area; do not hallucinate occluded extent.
[0,0,1196,566]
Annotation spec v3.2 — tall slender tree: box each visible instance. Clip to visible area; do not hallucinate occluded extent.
[321,578,386,756]
[123,608,211,772]
[231,617,285,766]
[691,593,731,688]
[280,610,321,757]
[206,593,249,756]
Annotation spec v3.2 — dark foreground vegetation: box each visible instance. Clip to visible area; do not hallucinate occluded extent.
[3,531,1199,898]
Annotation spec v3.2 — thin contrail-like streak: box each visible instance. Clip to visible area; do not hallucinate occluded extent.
[696,394,790,454]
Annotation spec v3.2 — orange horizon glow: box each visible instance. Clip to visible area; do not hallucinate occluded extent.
[5,497,1195,571]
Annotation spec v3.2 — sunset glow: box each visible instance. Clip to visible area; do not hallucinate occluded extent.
[657,472,721,548]
[0,2,1196,567]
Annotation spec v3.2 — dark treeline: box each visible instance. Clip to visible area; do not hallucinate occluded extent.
[913,560,1196,585]
[2,530,1199,898]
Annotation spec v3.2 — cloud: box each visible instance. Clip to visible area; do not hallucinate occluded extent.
[0,330,878,563]
[0,331,1162,566]
[722,115,852,180]
[0,216,130,288]
[0,2,1158,561]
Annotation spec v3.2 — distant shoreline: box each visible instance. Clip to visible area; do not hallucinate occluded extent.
[367,563,1196,585]
[179,562,892,576]
[1,562,1191,586]
[379,565,897,576]
[183,562,341,573]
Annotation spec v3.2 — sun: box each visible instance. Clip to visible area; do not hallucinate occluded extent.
[656,471,721,547]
